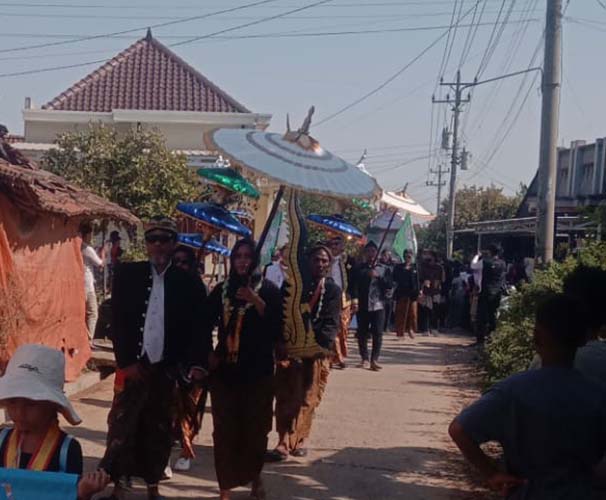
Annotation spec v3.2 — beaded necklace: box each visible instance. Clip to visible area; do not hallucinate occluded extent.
[222,275,262,364]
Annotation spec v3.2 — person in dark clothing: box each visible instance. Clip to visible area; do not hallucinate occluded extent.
[171,245,208,472]
[352,241,393,371]
[99,216,210,500]
[393,249,419,338]
[271,244,341,462]
[450,294,606,499]
[417,250,444,335]
[379,249,396,333]
[477,244,507,343]
[205,238,282,500]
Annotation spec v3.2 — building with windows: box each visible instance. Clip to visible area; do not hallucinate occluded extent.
[518,137,606,217]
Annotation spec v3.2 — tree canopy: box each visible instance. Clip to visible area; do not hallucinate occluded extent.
[417,184,525,258]
[42,125,198,220]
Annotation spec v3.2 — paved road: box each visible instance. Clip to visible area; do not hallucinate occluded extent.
[68,333,483,499]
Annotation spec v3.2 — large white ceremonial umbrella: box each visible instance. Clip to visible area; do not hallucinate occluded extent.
[204,107,381,200]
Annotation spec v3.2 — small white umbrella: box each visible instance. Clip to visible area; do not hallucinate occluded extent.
[381,191,434,219]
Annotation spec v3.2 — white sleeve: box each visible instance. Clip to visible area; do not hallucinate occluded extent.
[470,255,483,270]
[83,246,103,267]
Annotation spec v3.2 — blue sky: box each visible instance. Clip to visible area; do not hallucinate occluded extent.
[0,0,603,212]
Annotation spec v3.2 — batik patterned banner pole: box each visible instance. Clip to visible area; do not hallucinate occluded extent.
[281,187,328,359]
[259,207,283,269]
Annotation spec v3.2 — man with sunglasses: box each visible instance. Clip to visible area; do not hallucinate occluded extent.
[99,216,210,500]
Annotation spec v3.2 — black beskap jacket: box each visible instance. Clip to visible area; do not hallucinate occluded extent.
[110,261,210,370]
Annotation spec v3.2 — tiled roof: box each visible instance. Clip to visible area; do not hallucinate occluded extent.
[43,29,250,114]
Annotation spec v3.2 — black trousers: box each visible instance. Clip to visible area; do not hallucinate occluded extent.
[383,299,394,332]
[477,292,502,342]
[356,309,385,362]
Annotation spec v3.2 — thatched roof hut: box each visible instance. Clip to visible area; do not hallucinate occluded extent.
[0,136,138,380]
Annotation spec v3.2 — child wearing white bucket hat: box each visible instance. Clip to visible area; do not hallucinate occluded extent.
[0,344,110,499]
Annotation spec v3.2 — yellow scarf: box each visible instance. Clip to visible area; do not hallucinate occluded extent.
[4,423,62,471]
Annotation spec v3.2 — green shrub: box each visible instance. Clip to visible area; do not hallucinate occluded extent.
[484,242,606,385]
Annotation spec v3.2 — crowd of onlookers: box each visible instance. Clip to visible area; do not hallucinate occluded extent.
[361,243,530,344]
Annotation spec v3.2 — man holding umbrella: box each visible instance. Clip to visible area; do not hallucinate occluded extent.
[352,241,393,371]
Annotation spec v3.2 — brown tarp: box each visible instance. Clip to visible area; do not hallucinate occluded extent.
[0,194,90,381]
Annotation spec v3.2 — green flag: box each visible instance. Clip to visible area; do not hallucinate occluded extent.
[259,209,284,269]
[392,213,417,262]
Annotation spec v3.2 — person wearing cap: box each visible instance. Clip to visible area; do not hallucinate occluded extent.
[0,344,110,499]
[268,244,341,462]
[327,235,355,369]
[98,216,210,500]
[351,241,393,371]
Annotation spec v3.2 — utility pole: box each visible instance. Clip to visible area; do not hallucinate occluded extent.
[535,0,562,265]
[426,163,448,215]
[433,70,471,259]
[431,66,544,259]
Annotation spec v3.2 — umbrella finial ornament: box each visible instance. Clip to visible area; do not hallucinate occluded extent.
[283,105,320,152]
[357,149,368,166]
[299,105,315,135]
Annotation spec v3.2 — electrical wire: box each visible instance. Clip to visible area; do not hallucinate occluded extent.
[476,0,517,78]
[464,0,538,135]
[171,0,336,47]
[314,29,448,127]
[475,0,506,77]
[0,0,337,77]
[0,0,282,54]
[459,0,487,68]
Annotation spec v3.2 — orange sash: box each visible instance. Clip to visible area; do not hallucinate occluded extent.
[4,424,62,471]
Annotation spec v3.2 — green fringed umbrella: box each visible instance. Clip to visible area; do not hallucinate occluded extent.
[197,167,260,199]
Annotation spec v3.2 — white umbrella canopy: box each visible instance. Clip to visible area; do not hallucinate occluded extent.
[381,191,434,219]
[204,107,381,199]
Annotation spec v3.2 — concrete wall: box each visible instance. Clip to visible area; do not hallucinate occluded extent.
[25,118,243,150]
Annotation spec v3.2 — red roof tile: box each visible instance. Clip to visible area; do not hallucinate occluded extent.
[43,30,250,114]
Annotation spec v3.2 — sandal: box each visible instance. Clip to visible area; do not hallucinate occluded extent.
[290,448,308,458]
[264,449,288,463]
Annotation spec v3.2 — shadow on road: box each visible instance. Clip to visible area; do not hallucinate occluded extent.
[262,446,478,500]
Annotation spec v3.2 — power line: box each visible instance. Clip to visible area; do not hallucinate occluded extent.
[0,8,542,21]
[467,67,540,181]
[0,0,337,77]
[0,23,540,41]
[435,0,460,82]
[171,0,337,47]
[459,0,488,67]
[0,0,282,54]
[475,0,506,77]
[476,0,517,77]
[0,1,518,9]
[0,19,542,41]
[464,0,538,134]
[314,31,448,126]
